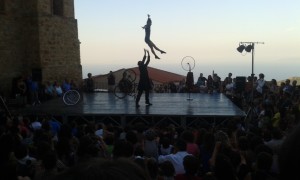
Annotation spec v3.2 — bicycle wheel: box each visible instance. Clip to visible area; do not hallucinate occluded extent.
[124,69,136,83]
[114,85,127,99]
[63,90,81,105]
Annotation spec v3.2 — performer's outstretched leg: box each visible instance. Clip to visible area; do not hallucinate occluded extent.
[152,43,166,54]
[148,44,160,59]
[147,40,166,59]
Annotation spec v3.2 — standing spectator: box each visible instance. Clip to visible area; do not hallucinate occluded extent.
[283,79,293,95]
[196,73,207,93]
[26,76,40,106]
[291,80,299,97]
[107,71,116,93]
[207,75,213,94]
[256,73,266,96]
[269,79,279,95]
[85,73,94,93]
[212,73,221,93]
[16,76,28,105]
[196,73,207,87]
[222,72,233,93]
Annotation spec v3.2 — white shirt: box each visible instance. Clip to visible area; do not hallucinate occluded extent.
[95,129,103,138]
[256,79,265,94]
[30,121,42,130]
[158,151,191,175]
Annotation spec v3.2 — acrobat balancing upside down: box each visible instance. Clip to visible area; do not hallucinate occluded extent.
[142,14,166,59]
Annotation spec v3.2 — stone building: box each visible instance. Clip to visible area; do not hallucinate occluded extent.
[90,67,186,92]
[0,0,82,96]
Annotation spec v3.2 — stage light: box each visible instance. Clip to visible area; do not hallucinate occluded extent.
[237,44,245,53]
[237,41,264,130]
[245,44,253,52]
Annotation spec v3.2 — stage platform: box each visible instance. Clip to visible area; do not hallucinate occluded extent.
[14,92,246,128]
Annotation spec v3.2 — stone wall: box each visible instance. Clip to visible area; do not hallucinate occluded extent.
[0,0,82,96]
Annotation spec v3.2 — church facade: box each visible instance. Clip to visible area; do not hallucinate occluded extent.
[0,0,82,96]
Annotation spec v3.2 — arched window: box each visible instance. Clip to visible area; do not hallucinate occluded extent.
[52,0,63,16]
[0,0,5,13]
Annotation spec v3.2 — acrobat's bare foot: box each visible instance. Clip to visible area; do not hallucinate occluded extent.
[160,51,166,54]
[155,56,160,59]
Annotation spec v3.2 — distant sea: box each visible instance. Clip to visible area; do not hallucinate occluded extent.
[82,63,299,82]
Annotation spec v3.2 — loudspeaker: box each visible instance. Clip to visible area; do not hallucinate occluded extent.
[32,68,42,82]
[236,76,246,92]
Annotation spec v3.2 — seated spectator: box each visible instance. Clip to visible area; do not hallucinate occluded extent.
[53,81,63,97]
[250,152,277,180]
[44,81,56,99]
[45,158,148,180]
[158,160,175,180]
[62,79,71,93]
[175,155,201,180]
[159,137,174,155]
[278,123,300,180]
[143,129,159,160]
[158,139,191,175]
[283,79,292,95]
[14,143,37,179]
[113,140,134,159]
[180,130,200,157]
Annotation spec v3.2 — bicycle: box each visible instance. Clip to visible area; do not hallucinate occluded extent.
[114,69,137,99]
[63,89,81,105]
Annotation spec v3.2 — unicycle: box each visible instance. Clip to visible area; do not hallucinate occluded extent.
[114,69,137,99]
[63,89,81,105]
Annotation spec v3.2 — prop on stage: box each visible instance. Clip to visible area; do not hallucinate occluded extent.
[181,56,195,100]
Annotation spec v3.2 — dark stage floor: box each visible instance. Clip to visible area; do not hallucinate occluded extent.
[12,92,245,127]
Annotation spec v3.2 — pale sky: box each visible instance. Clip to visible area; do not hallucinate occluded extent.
[75,0,300,81]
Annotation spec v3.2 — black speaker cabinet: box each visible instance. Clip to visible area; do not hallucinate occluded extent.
[236,76,246,92]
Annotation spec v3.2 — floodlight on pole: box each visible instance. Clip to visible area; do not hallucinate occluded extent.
[237,44,245,53]
[237,41,264,129]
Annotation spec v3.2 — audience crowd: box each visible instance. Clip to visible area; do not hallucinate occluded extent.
[0,72,300,180]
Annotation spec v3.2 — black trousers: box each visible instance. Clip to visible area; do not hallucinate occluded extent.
[136,89,150,104]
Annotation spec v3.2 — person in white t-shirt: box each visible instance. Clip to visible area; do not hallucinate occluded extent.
[158,139,191,175]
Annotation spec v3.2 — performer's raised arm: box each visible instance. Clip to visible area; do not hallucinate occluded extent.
[141,49,147,63]
[145,50,150,66]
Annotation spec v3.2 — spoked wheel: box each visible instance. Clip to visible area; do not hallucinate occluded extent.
[114,85,127,99]
[123,69,136,83]
[63,90,81,105]
[181,56,195,71]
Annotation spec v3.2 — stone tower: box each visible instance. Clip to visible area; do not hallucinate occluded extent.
[0,0,82,96]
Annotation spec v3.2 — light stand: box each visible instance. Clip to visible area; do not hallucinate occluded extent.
[186,63,193,100]
[181,56,195,101]
[0,95,12,119]
[237,41,264,129]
